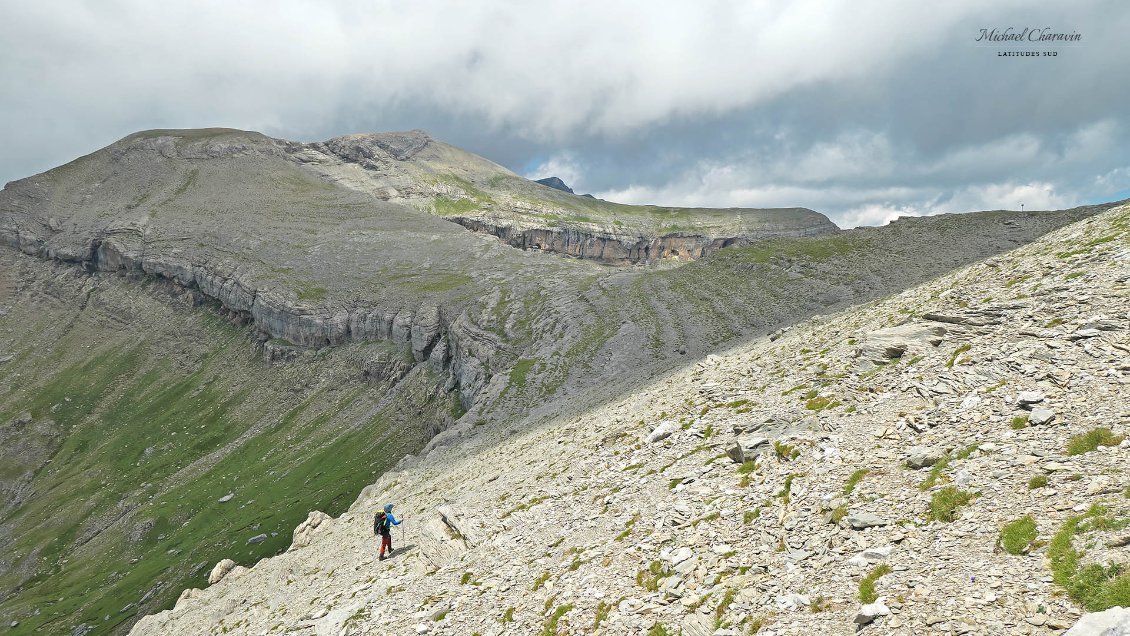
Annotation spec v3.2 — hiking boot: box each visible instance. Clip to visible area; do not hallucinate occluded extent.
[379,555,386,561]
[387,548,394,555]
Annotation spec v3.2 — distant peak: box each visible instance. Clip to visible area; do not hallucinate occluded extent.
[535,176,574,194]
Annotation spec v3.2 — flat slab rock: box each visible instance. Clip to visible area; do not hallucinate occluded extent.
[846,511,889,529]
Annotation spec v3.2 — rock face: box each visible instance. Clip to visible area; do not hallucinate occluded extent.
[290,511,331,550]
[129,204,1130,636]
[448,215,834,264]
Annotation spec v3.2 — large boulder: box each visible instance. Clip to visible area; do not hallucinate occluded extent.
[906,446,943,469]
[1065,607,1130,635]
[727,435,768,464]
[647,421,679,443]
[855,323,946,370]
[290,510,331,550]
[845,511,889,530]
[207,559,237,585]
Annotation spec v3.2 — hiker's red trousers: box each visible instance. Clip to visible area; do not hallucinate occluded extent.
[379,532,392,557]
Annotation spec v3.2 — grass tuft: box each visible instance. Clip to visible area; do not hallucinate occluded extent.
[928,486,975,522]
[999,515,1038,555]
[859,564,892,603]
[1066,428,1125,456]
[1048,505,1130,611]
[946,344,971,368]
[843,468,869,495]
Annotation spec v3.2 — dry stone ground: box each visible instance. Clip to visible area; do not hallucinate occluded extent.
[132,205,1130,635]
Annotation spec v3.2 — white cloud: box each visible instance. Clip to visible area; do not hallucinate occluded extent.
[945,181,1070,212]
[838,204,926,228]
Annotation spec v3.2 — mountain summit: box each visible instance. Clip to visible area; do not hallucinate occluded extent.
[534,176,575,194]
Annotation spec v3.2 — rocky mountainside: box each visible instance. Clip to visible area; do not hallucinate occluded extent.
[535,177,575,194]
[0,127,1123,634]
[296,130,840,264]
[132,204,1129,635]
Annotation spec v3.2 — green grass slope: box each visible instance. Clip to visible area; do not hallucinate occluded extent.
[0,254,453,634]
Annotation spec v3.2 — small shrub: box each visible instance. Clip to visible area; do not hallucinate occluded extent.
[532,571,551,591]
[592,601,611,631]
[1066,428,1125,456]
[919,456,951,491]
[953,443,979,460]
[501,607,515,623]
[713,588,737,628]
[615,513,640,541]
[805,395,840,411]
[691,511,720,527]
[541,603,575,636]
[636,560,672,592]
[809,596,833,613]
[646,624,671,636]
[1028,474,1049,490]
[743,508,761,524]
[929,486,974,522]
[946,344,971,368]
[919,444,978,491]
[778,474,797,505]
[859,564,892,603]
[1011,414,1029,429]
[999,515,1038,555]
[774,441,800,461]
[843,468,869,495]
[460,572,473,585]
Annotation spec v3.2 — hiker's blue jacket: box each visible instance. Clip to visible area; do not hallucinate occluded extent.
[387,513,401,526]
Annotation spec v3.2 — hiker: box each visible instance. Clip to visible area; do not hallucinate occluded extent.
[374,503,402,560]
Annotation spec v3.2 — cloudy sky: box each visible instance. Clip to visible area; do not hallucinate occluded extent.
[2,1,1128,227]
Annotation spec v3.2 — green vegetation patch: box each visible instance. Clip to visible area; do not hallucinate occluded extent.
[946,344,971,368]
[999,515,1038,555]
[859,564,892,603]
[1066,427,1125,456]
[296,281,328,301]
[844,468,870,495]
[929,486,975,522]
[1048,505,1130,611]
[541,603,575,636]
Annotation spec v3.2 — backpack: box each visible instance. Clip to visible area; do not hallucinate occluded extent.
[374,511,389,535]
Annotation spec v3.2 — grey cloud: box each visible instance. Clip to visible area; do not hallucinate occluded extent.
[1,0,1127,226]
